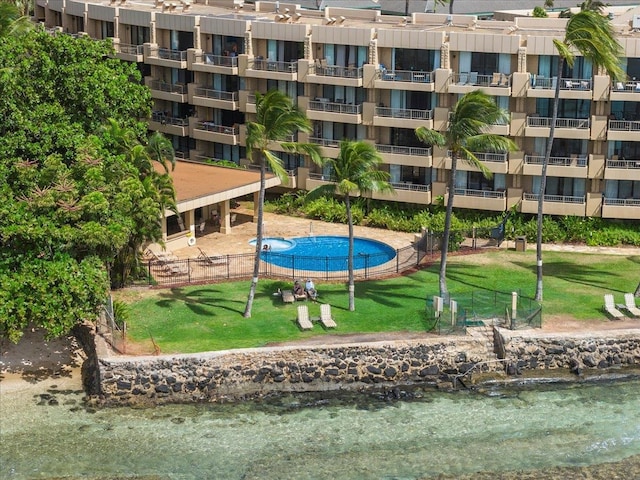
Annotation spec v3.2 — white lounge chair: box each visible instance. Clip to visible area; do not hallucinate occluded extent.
[297,305,313,330]
[603,294,624,320]
[624,293,640,317]
[319,304,337,328]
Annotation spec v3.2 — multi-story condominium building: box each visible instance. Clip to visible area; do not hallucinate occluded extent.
[36,0,640,223]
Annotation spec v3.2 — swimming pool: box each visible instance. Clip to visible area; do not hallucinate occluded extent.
[251,235,396,272]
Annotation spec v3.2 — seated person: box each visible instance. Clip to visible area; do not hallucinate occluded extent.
[305,278,318,300]
[263,244,271,252]
[293,280,305,297]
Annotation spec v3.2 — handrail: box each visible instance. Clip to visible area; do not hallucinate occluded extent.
[449,151,507,162]
[523,193,585,204]
[603,197,640,206]
[200,53,238,67]
[608,119,640,131]
[149,80,186,94]
[250,58,298,73]
[454,188,505,199]
[375,107,433,120]
[391,181,431,192]
[309,101,362,114]
[527,116,590,129]
[379,69,433,83]
[525,154,587,167]
[151,112,189,126]
[309,137,341,147]
[157,48,187,62]
[195,121,239,135]
[606,158,640,169]
[316,65,363,79]
[450,72,511,87]
[193,87,238,102]
[117,43,143,55]
[375,144,432,157]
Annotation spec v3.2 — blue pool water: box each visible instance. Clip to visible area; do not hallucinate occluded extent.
[251,235,396,271]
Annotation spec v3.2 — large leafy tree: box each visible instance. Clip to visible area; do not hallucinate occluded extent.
[416,90,516,301]
[308,141,393,311]
[0,29,168,341]
[534,10,623,301]
[242,90,320,318]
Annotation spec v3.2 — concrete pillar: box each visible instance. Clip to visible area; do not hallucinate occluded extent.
[219,200,231,234]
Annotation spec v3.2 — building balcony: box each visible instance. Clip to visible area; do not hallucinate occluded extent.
[307,100,362,124]
[521,192,586,216]
[374,70,435,92]
[525,116,590,139]
[266,134,297,153]
[374,181,432,204]
[607,119,640,142]
[375,144,432,167]
[373,106,433,129]
[308,137,341,158]
[244,93,256,114]
[114,42,143,62]
[145,46,188,69]
[190,52,238,75]
[149,112,189,136]
[147,79,188,103]
[604,158,640,181]
[448,72,511,96]
[189,85,239,110]
[449,188,507,211]
[601,197,640,219]
[245,57,297,81]
[523,154,588,178]
[191,121,239,145]
[527,76,592,99]
[307,64,363,87]
[448,151,509,174]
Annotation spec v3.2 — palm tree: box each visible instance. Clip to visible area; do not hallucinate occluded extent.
[0,3,33,37]
[243,90,320,318]
[416,90,516,301]
[307,140,393,311]
[534,10,623,302]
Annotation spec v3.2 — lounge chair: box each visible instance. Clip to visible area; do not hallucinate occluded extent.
[319,304,337,328]
[624,293,640,317]
[603,294,624,320]
[281,290,295,303]
[297,305,313,330]
[197,247,227,265]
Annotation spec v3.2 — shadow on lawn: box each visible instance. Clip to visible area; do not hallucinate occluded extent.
[154,286,245,316]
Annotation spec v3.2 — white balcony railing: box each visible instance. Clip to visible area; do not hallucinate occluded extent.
[195,122,239,135]
[149,80,187,94]
[157,48,187,62]
[454,188,505,199]
[449,151,507,163]
[193,87,238,102]
[525,155,587,167]
[603,197,640,206]
[118,43,143,55]
[250,58,297,73]
[201,53,238,67]
[450,72,510,87]
[606,158,640,169]
[391,181,431,192]
[316,65,363,78]
[527,116,590,129]
[380,70,433,83]
[309,101,361,115]
[376,144,432,157]
[608,120,640,131]
[375,107,433,120]
[309,137,341,148]
[523,193,585,204]
[530,76,591,90]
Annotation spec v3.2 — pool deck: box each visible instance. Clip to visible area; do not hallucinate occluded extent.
[172,207,417,259]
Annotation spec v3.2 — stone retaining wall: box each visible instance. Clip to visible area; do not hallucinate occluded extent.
[92,328,640,406]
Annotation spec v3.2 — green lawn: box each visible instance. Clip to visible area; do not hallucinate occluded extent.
[122,250,639,353]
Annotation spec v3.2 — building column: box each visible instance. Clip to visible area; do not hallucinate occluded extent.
[219,200,232,234]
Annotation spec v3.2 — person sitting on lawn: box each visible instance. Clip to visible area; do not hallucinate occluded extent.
[293,280,305,298]
[305,278,318,301]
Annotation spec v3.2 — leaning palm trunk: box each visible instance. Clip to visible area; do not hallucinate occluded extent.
[439,153,458,302]
[345,194,355,311]
[243,158,267,317]
[535,57,564,302]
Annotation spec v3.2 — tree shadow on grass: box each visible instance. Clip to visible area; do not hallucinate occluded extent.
[154,286,245,316]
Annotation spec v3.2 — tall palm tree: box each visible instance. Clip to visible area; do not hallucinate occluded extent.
[0,3,33,37]
[534,10,623,301]
[308,140,393,311]
[416,90,516,301]
[243,90,320,318]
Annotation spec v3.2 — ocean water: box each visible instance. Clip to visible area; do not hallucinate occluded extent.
[1,377,639,479]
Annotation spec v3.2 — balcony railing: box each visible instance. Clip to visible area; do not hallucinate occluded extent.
[606,158,640,169]
[525,154,587,167]
[608,120,640,131]
[449,151,507,163]
[309,101,361,115]
[250,58,297,73]
[375,107,433,120]
[612,81,640,93]
[192,154,227,164]
[391,181,431,192]
[193,87,238,102]
[376,144,432,157]
[451,72,510,87]
[118,43,143,55]
[523,193,585,204]
[151,112,189,126]
[195,122,239,135]
[603,197,640,206]
[527,116,590,129]
[316,65,362,78]
[380,70,433,83]
[530,76,591,90]
[149,80,186,94]
[201,53,238,67]
[454,188,505,199]
[157,48,187,62]
[309,137,341,148]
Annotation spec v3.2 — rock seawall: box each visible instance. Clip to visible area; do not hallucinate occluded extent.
[91,328,640,406]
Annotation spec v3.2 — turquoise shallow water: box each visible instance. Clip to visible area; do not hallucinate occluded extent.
[1,378,639,479]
